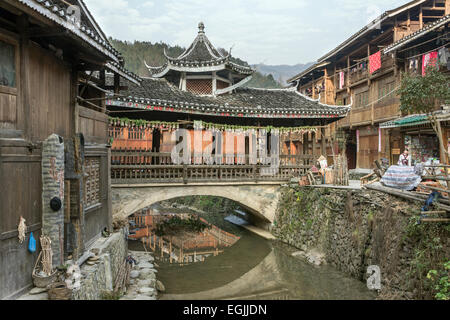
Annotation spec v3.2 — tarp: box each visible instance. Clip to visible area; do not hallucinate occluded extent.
[380,165,422,191]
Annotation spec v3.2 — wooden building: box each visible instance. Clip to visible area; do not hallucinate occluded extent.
[0,0,139,299]
[288,0,450,169]
[107,23,352,165]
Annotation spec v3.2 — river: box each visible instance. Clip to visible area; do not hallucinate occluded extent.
[129,215,376,300]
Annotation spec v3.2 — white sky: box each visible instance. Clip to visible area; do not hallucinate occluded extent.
[84,0,409,65]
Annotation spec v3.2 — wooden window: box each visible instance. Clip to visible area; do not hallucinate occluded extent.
[0,35,19,129]
[84,157,101,209]
[355,91,369,108]
[0,39,16,88]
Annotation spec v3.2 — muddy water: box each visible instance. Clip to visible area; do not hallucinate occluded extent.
[137,223,376,300]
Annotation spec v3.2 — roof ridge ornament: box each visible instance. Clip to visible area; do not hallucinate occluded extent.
[198,22,205,34]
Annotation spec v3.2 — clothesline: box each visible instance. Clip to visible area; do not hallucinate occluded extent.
[404,44,449,60]
[309,32,449,85]
[396,32,449,54]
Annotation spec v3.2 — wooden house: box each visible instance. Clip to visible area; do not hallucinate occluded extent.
[0,0,140,299]
[107,23,352,166]
[288,0,450,169]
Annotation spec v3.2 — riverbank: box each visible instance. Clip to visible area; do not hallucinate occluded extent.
[271,186,449,300]
[119,250,162,300]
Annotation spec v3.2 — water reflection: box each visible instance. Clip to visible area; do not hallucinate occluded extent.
[128,208,376,300]
[129,209,240,265]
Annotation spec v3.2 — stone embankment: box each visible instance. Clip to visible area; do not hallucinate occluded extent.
[272,186,449,300]
[120,250,165,300]
[18,229,165,300]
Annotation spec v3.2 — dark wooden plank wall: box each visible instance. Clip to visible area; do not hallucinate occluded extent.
[77,105,108,145]
[0,139,42,299]
[28,43,72,142]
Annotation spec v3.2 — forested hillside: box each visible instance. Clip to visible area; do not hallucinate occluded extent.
[110,39,282,89]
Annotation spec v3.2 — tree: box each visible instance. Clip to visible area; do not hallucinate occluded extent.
[398,64,450,164]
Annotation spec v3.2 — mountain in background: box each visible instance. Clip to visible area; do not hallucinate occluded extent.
[252,63,315,86]
[110,39,282,89]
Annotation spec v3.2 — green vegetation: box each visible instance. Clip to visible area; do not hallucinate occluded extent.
[427,261,450,300]
[153,215,210,237]
[399,65,450,162]
[109,38,281,89]
[405,216,449,299]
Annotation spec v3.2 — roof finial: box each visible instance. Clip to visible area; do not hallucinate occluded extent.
[198,22,205,34]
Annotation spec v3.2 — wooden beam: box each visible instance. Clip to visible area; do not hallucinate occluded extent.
[420,218,450,222]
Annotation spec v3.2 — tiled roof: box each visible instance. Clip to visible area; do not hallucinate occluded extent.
[146,22,254,77]
[383,14,450,54]
[14,0,141,84]
[317,0,427,63]
[107,78,351,120]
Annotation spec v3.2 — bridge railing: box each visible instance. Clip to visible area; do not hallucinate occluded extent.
[111,150,314,184]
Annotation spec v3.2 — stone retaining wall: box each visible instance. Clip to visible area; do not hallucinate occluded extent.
[72,230,127,300]
[272,186,449,300]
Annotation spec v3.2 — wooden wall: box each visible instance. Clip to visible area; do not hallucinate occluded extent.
[0,139,42,299]
[28,43,72,141]
[0,34,110,299]
[77,105,108,145]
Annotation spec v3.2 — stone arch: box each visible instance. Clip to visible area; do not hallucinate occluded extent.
[111,184,281,225]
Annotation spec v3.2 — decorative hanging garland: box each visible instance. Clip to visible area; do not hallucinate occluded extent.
[109,117,318,134]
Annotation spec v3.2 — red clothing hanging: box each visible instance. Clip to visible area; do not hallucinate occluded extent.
[422,51,438,76]
[369,51,381,74]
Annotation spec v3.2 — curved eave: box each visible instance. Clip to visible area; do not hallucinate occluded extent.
[106,98,349,122]
[105,62,141,85]
[16,0,120,63]
[148,61,254,78]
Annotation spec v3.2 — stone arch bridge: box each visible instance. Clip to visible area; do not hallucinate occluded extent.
[111,182,283,227]
[110,151,311,226]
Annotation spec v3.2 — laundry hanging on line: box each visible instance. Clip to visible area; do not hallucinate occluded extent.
[339,71,345,89]
[422,51,438,76]
[438,47,450,70]
[369,51,381,74]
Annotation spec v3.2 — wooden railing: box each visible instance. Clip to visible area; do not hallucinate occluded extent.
[111,149,314,184]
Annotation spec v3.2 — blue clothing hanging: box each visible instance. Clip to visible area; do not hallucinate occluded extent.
[28,232,36,253]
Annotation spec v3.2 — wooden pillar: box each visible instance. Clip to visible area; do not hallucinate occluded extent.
[17,14,30,139]
[346,56,350,92]
[169,237,173,263]
[419,5,423,29]
[312,131,317,159]
[321,127,326,156]
[367,44,371,86]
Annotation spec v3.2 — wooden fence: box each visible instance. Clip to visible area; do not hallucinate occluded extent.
[111,149,314,184]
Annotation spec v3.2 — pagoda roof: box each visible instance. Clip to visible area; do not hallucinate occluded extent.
[107,78,351,123]
[146,22,254,77]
